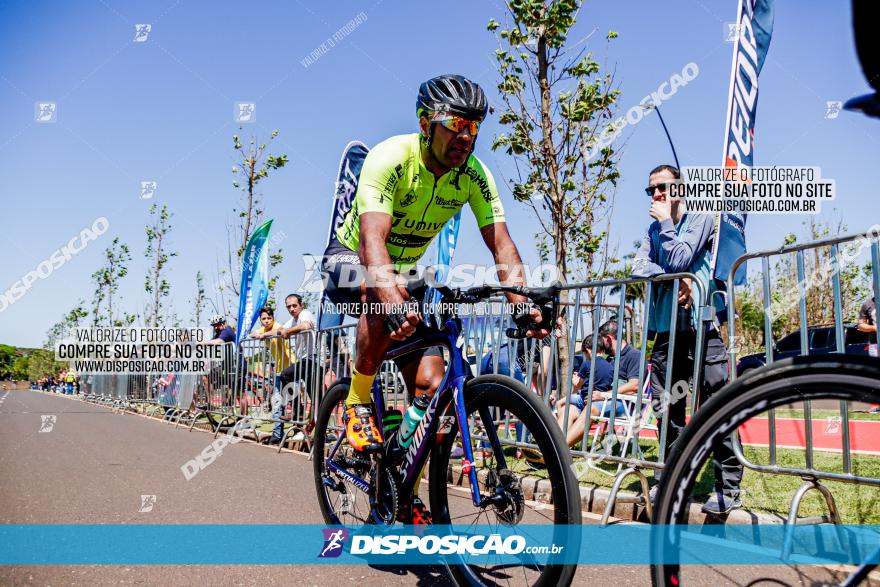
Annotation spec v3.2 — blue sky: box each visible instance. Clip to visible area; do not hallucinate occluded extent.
[1,0,877,348]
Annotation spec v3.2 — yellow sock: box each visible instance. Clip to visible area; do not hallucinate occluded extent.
[345,368,376,408]
[413,460,429,495]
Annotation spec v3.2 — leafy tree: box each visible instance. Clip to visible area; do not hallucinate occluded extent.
[90,238,134,327]
[46,304,89,347]
[27,348,62,381]
[488,0,622,380]
[0,344,15,379]
[11,353,30,380]
[144,203,176,327]
[219,129,288,312]
[190,270,206,326]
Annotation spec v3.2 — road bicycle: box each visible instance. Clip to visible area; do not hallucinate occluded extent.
[313,279,581,587]
[651,354,880,586]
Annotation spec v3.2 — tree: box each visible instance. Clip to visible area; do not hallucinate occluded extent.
[144,204,176,327]
[46,304,89,347]
[488,0,622,381]
[27,348,62,381]
[190,270,206,327]
[0,344,15,379]
[221,129,288,309]
[90,238,134,327]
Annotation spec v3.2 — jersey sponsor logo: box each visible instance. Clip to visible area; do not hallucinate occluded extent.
[393,219,446,232]
[395,253,422,264]
[463,166,493,203]
[434,193,464,209]
[382,163,405,199]
[400,190,417,207]
[387,232,432,248]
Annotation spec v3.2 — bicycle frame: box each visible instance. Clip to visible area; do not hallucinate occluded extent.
[323,316,506,509]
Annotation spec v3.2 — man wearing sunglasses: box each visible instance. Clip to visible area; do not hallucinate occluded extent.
[633,164,742,515]
[320,74,547,523]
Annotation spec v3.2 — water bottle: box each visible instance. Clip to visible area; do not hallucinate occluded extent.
[398,395,431,449]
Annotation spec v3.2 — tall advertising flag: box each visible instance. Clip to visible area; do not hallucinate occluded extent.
[327,141,370,247]
[235,219,273,346]
[711,0,775,287]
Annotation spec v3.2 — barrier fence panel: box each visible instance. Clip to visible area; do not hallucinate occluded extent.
[91,374,115,404]
[233,338,283,438]
[276,330,322,448]
[726,225,880,527]
[189,342,237,431]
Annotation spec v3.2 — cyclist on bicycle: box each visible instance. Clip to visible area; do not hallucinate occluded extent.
[321,75,549,515]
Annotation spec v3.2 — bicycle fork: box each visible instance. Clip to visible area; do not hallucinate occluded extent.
[451,376,509,508]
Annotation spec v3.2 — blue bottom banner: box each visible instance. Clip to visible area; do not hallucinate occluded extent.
[1,524,879,565]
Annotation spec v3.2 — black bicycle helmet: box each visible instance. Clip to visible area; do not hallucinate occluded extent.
[416,74,488,121]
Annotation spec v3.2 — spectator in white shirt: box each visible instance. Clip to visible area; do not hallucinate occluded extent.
[270,294,317,444]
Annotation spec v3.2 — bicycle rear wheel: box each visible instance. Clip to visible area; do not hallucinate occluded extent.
[429,374,581,587]
[313,380,373,525]
[651,355,880,587]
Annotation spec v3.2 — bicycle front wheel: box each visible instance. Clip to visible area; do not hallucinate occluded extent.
[429,374,582,587]
[651,355,880,587]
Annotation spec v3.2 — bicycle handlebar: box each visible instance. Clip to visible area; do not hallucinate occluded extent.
[402,273,561,339]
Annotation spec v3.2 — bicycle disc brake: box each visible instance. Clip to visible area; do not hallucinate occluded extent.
[485,468,525,525]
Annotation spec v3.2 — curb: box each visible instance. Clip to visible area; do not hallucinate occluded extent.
[447,463,785,525]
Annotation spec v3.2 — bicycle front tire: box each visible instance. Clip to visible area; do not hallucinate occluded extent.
[429,374,582,587]
[651,355,880,587]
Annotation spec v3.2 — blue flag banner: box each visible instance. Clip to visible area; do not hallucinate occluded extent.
[431,210,462,305]
[317,141,370,330]
[2,524,880,565]
[234,219,273,346]
[326,141,369,248]
[711,0,775,287]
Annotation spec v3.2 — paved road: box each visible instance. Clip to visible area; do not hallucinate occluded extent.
[0,390,870,586]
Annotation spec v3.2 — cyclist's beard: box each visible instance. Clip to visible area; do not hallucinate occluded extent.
[432,139,471,170]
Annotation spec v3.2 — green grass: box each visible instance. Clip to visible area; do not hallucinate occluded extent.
[483,439,880,523]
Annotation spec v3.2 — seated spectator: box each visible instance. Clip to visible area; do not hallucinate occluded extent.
[558,321,644,449]
[597,319,644,413]
[555,335,613,431]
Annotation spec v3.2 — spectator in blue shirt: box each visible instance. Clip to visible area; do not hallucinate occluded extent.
[207,315,235,344]
[632,164,740,515]
[557,334,629,448]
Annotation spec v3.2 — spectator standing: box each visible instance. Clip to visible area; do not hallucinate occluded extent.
[632,164,742,514]
[272,294,318,444]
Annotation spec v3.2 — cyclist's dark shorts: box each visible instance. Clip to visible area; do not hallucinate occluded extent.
[320,238,441,365]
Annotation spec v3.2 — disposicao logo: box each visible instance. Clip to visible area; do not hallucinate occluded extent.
[319,528,349,558]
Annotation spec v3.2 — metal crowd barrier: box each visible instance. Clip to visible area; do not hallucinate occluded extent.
[445,274,704,523]
[726,226,880,528]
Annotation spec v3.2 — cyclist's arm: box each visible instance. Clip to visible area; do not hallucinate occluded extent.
[360,211,419,340]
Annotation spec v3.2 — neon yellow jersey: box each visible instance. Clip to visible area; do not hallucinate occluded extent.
[335,133,505,266]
